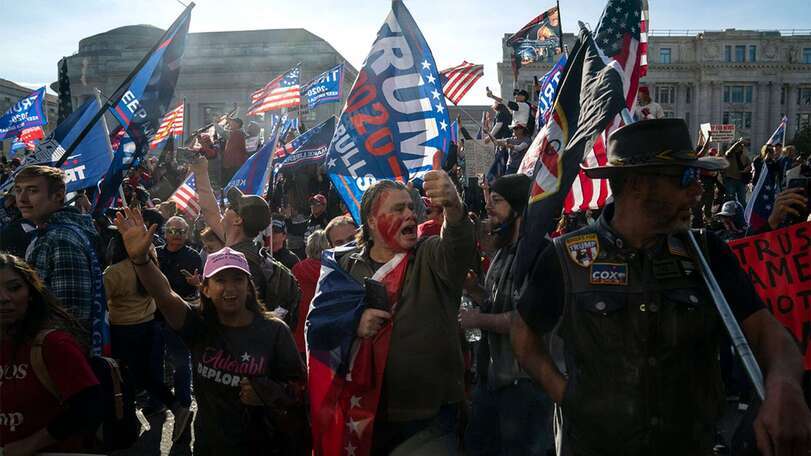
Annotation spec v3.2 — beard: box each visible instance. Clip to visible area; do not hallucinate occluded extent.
[641,196,694,234]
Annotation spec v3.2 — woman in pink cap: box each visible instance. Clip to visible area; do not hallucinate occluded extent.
[112,207,306,455]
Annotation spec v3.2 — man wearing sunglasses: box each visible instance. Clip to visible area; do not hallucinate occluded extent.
[511,119,811,455]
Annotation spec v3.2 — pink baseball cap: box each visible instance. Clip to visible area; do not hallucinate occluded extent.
[203,247,252,278]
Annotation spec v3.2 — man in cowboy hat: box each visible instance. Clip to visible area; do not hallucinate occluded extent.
[510,119,810,455]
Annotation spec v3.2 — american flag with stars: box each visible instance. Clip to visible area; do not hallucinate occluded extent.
[439,61,484,105]
[745,117,787,232]
[169,173,199,219]
[247,66,301,116]
[565,0,649,213]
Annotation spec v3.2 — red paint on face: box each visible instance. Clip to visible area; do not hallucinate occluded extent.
[376,212,407,252]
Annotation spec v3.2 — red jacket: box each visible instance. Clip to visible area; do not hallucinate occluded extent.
[291,258,321,352]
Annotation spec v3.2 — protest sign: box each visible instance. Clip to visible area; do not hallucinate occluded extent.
[728,221,811,369]
[701,123,736,142]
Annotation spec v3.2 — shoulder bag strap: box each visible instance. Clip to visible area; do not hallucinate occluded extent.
[30,329,62,403]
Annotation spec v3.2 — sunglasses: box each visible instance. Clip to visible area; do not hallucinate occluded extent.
[166,228,188,236]
[640,167,700,188]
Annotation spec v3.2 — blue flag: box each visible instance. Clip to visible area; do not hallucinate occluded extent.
[536,53,567,130]
[326,1,451,223]
[225,116,284,197]
[0,87,48,140]
[94,6,191,210]
[274,117,337,179]
[301,63,345,110]
[55,99,114,193]
[110,7,191,154]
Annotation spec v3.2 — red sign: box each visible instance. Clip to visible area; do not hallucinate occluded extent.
[728,222,811,369]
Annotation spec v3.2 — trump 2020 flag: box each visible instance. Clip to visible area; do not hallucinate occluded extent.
[307,246,410,456]
[325,0,451,223]
[302,63,345,110]
[274,116,337,180]
[0,87,48,140]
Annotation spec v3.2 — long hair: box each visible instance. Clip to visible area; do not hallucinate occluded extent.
[198,271,267,327]
[355,179,408,248]
[0,253,86,352]
[106,233,148,296]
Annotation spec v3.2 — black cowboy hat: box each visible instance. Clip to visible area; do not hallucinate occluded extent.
[582,119,729,179]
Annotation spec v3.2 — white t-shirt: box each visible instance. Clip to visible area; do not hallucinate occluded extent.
[634,101,665,121]
[510,101,531,127]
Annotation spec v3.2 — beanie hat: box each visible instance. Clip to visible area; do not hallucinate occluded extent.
[490,174,532,213]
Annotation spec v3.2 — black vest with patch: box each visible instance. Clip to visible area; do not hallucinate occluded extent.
[552,212,724,455]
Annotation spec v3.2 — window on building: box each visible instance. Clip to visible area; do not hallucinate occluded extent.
[723,111,752,130]
[723,85,753,103]
[749,46,757,62]
[781,86,787,105]
[798,113,811,131]
[804,48,811,64]
[798,87,811,105]
[685,86,691,104]
[735,45,746,62]
[655,85,675,104]
[659,48,672,64]
[725,46,732,62]
[685,112,691,131]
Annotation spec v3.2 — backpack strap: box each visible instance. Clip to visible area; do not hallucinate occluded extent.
[30,329,62,404]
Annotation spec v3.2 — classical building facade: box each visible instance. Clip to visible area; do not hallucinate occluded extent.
[0,78,58,154]
[60,25,358,137]
[498,29,811,147]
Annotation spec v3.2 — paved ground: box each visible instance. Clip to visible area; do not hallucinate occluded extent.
[112,403,197,456]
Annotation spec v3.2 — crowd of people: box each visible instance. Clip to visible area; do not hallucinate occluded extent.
[1,93,810,455]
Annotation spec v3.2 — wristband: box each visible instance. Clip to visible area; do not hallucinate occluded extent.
[130,256,151,266]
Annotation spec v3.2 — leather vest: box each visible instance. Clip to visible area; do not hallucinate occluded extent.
[553,213,724,455]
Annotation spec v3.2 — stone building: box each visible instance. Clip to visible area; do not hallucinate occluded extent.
[0,78,58,154]
[498,29,811,147]
[61,25,358,137]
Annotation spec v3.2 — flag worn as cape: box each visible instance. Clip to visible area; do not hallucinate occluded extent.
[307,246,410,456]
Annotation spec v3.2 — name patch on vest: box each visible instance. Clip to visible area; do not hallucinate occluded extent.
[590,263,628,285]
[566,234,600,268]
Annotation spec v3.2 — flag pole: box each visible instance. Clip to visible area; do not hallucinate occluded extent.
[54,2,195,169]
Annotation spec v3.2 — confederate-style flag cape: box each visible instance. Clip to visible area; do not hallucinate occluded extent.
[306,246,409,456]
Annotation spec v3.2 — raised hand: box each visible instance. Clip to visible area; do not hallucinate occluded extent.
[113,207,157,262]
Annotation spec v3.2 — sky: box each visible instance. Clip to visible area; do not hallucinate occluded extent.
[1,0,809,106]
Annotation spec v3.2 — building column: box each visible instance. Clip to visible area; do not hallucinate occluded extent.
[787,84,800,140]
[690,82,699,133]
[755,81,768,145]
[711,81,721,124]
[674,82,682,119]
[698,81,712,126]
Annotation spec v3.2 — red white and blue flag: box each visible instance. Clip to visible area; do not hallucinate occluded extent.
[248,66,301,116]
[307,247,410,456]
[150,103,184,149]
[439,61,484,105]
[767,116,788,145]
[169,173,199,218]
[744,117,788,232]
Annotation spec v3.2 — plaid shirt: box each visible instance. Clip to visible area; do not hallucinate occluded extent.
[26,208,99,327]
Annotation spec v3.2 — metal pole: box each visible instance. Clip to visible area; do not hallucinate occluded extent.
[686,230,766,400]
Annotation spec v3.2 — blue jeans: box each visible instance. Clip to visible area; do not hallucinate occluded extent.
[159,322,192,407]
[724,177,748,206]
[465,379,555,456]
[111,320,177,408]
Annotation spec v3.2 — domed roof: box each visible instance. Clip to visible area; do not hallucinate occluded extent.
[79,25,165,52]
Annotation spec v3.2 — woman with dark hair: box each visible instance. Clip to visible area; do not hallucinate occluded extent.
[0,253,104,455]
[112,207,306,455]
[104,233,190,442]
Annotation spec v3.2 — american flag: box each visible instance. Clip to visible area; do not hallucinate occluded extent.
[247,66,301,116]
[565,0,649,213]
[150,103,184,149]
[439,61,484,105]
[169,173,199,218]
